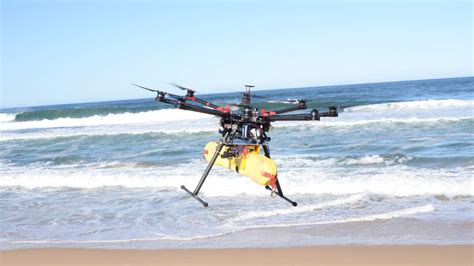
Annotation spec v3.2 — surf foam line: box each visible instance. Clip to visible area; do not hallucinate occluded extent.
[6,231,235,244]
[2,99,472,132]
[0,126,216,142]
[231,194,365,222]
[230,204,435,229]
[345,99,474,112]
[0,113,17,122]
[6,205,435,245]
[1,114,472,142]
[2,163,472,197]
[0,109,215,131]
[275,116,473,129]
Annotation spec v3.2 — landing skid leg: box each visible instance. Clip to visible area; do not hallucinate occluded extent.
[265,185,297,206]
[262,145,297,207]
[181,143,224,207]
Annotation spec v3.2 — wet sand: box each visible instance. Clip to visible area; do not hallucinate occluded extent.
[1,245,472,265]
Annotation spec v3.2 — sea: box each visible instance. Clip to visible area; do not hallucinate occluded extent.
[1,77,473,249]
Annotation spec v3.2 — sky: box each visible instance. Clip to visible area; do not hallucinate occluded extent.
[1,0,472,108]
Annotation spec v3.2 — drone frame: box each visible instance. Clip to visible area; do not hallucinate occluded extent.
[134,83,338,207]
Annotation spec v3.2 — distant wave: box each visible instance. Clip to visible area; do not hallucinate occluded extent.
[267,99,299,104]
[1,99,472,137]
[0,113,17,122]
[275,154,413,167]
[276,116,473,129]
[0,127,216,142]
[1,115,472,142]
[345,99,474,112]
[0,109,215,131]
[12,106,144,121]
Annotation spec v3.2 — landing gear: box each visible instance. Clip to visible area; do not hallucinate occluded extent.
[262,145,298,207]
[181,143,224,207]
[181,143,297,207]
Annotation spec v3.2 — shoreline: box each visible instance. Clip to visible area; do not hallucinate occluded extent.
[1,245,472,266]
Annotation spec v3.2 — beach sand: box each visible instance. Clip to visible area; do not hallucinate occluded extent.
[1,245,472,266]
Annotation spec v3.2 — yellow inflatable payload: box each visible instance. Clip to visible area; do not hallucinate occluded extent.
[203,141,277,188]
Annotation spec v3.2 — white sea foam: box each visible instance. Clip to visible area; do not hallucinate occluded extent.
[0,113,17,122]
[240,204,435,229]
[346,99,474,112]
[2,99,473,141]
[275,115,473,129]
[8,231,233,244]
[268,99,299,104]
[274,155,412,168]
[0,123,216,142]
[5,205,436,245]
[1,112,472,142]
[0,109,214,131]
[232,194,365,222]
[1,162,472,197]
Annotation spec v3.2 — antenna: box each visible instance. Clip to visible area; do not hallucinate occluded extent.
[244,84,255,93]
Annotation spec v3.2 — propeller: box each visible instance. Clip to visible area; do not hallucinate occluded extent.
[169,83,196,93]
[132,83,183,100]
[132,83,161,93]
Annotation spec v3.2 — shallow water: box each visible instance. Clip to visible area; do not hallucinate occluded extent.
[1,77,473,248]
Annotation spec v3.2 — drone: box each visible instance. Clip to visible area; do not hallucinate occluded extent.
[134,83,338,207]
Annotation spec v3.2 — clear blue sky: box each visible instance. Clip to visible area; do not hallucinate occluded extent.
[1,0,472,108]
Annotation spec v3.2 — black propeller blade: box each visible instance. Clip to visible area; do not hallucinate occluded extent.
[132,83,184,100]
[169,83,196,93]
[132,83,160,93]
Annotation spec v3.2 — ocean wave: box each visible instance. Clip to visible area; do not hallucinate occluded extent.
[0,126,216,142]
[12,106,151,122]
[345,99,474,112]
[0,113,17,122]
[1,98,472,143]
[267,99,299,104]
[275,154,413,167]
[238,204,435,229]
[0,109,215,131]
[5,204,435,245]
[232,194,365,222]
[275,116,473,129]
[1,162,472,197]
[1,113,472,142]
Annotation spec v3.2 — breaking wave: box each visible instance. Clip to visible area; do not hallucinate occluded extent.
[1,161,472,197]
[239,204,436,229]
[0,113,17,122]
[0,109,214,131]
[345,99,474,112]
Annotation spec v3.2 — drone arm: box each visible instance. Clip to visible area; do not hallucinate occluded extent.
[262,100,307,116]
[267,107,338,122]
[155,93,226,116]
[175,101,225,116]
[267,113,317,121]
[186,97,219,109]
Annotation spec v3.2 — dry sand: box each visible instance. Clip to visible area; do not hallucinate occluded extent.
[1,245,472,266]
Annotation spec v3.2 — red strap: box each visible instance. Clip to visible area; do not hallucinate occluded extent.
[217,106,231,113]
[261,172,277,189]
[261,109,276,117]
[242,146,248,157]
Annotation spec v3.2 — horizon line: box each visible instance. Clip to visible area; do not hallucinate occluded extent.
[2,75,472,111]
